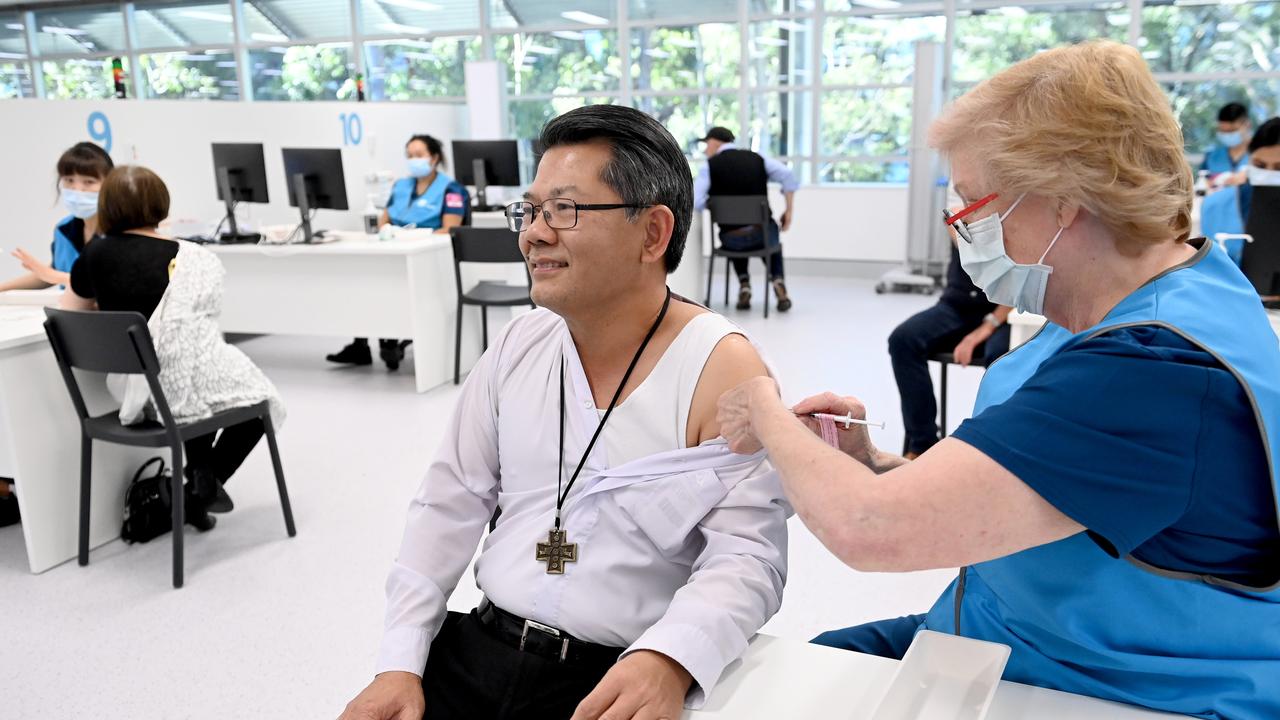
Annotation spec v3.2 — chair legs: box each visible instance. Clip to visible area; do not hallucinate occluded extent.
[78,435,92,566]
[454,302,464,385]
[263,412,296,537]
[763,269,771,320]
[170,443,184,589]
[481,306,489,353]
[723,256,731,307]
[939,362,949,439]
[705,251,715,306]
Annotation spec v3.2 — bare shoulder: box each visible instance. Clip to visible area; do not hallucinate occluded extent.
[687,327,770,445]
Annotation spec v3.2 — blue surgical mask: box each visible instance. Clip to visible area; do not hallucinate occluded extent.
[407,158,436,178]
[1218,131,1243,147]
[61,189,99,220]
[955,193,1066,315]
[1247,165,1280,187]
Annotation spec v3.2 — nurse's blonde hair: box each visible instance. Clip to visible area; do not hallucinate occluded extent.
[929,41,1192,250]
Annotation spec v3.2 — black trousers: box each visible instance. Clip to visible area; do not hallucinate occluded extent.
[421,610,615,720]
[183,418,264,484]
[888,301,1011,455]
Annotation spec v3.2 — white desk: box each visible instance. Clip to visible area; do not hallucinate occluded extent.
[688,634,1187,719]
[1010,309,1280,350]
[0,305,154,573]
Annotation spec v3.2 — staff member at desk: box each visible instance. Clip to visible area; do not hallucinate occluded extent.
[1201,102,1252,187]
[0,142,113,293]
[327,134,469,371]
[718,41,1280,720]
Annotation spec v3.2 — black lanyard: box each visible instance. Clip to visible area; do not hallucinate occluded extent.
[554,287,672,530]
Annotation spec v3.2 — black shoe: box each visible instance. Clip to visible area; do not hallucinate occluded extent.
[0,494,19,528]
[380,339,408,371]
[773,280,793,312]
[183,486,217,532]
[326,340,372,366]
[736,286,752,310]
[187,466,234,514]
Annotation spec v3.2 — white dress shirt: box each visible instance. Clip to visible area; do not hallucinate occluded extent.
[376,308,790,707]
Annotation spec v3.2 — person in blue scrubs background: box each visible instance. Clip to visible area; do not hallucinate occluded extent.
[326,134,470,370]
[718,41,1280,720]
[1201,102,1252,186]
[0,142,113,294]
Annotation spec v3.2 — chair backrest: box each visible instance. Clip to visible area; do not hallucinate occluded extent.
[707,195,770,228]
[448,227,530,297]
[1242,186,1280,295]
[43,308,173,425]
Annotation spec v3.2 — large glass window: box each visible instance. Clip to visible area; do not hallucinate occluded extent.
[628,0,740,22]
[359,0,479,36]
[0,63,32,98]
[242,0,351,42]
[490,0,616,30]
[1164,79,1280,154]
[823,14,944,85]
[747,89,812,157]
[364,36,479,100]
[0,12,31,98]
[139,49,240,99]
[249,44,354,100]
[42,57,129,99]
[820,87,912,156]
[33,5,127,55]
[1141,1,1280,75]
[495,30,622,95]
[952,1,1128,83]
[636,93,741,153]
[747,18,814,87]
[133,0,236,49]
[630,24,741,92]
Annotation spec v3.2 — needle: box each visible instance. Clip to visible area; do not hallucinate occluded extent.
[794,411,886,430]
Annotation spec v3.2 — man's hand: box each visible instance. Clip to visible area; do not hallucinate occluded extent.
[952,324,993,367]
[337,671,425,720]
[571,650,693,720]
[780,210,792,232]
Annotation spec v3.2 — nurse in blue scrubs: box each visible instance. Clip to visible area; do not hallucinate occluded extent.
[326,134,470,370]
[1201,102,1252,186]
[719,42,1280,720]
[0,142,113,293]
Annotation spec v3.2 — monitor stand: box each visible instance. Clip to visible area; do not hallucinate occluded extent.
[471,158,499,212]
[291,173,320,243]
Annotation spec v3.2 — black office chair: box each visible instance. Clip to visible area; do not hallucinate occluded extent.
[705,195,782,318]
[927,351,995,442]
[43,308,296,589]
[450,227,535,385]
[1240,186,1280,298]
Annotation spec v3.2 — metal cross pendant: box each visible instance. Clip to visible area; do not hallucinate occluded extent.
[535,528,578,574]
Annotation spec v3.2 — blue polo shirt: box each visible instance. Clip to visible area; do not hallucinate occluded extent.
[52,215,87,274]
[953,325,1280,588]
[386,173,469,229]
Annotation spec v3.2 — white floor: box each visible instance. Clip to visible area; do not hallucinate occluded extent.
[0,276,990,720]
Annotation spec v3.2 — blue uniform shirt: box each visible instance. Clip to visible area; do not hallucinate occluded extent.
[953,325,1279,587]
[1201,145,1250,175]
[386,173,468,229]
[52,215,87,275]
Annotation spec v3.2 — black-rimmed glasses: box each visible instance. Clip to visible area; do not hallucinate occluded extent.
[505,198,654,232]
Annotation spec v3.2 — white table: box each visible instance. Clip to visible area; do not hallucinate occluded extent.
[0,305,154,573]
[688,634,1187,719]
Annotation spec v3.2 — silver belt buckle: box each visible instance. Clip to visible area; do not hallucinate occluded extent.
[520,618,571,661]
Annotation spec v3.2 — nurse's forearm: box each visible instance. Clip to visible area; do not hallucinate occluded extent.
[0,273,52,292]
[752,404,891,567]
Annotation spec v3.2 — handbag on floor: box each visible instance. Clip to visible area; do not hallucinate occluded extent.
[122,457,174,544]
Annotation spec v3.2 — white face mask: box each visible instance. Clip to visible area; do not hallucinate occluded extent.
[407,158,436,178]
[955,193,1065,315]
[61,189,99,220]
[1247,165,1280,187]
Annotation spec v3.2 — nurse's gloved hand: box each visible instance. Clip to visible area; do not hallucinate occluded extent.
[791,392,878,468]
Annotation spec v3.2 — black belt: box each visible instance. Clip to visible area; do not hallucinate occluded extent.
[476,599,624,667]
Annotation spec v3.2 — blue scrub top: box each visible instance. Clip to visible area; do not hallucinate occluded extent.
[1201,145,1250,175]
[52,215,86,274]
[952,325,1277,587]
[385,173,469,229]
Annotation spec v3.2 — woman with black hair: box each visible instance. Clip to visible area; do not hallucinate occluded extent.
[0,142,113,292]
[326,134,471,370]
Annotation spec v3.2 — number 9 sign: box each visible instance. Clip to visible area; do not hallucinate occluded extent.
[87,111,112,153]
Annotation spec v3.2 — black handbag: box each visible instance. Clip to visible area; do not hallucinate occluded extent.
[122,457,176,544]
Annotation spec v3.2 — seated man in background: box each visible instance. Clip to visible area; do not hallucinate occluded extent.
[693,127,798,312]
[889,239,1011,458]
[339,105,789,720]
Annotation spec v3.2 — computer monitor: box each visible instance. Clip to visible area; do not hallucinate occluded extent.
[211,143,269,242]
[281,148,349,243]
[452,140,521,211]
[1241,186,1280,297]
